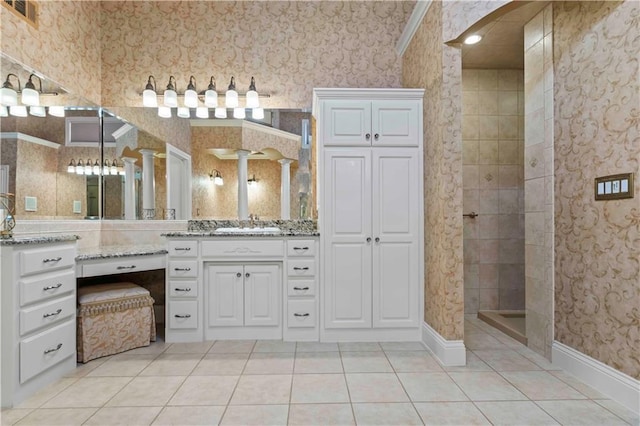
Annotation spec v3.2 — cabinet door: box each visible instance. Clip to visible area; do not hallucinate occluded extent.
[371,100,421,147]
[372,149,420,327]
[244,264,280,326]
[323,149,372,328]
[207,264,244,327]
[322,100,372,146]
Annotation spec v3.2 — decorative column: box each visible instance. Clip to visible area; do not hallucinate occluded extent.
[278,159,293,220]
[236,150,250,220]
[122,157,137,220]
[139,149,156,220]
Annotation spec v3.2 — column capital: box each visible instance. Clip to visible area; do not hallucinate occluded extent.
[278,158,294,165]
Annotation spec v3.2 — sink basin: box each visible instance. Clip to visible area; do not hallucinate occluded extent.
[214,227,281,234]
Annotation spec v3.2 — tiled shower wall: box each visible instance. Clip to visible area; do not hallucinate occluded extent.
[462,69,525,314]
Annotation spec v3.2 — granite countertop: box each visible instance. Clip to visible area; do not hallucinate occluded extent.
[163,219,319,238]
[76,245,168,261]
[0,235,79,246]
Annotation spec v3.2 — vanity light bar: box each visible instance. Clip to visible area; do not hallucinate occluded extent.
[67,159,124,176]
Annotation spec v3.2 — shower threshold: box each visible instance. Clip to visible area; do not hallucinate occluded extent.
[478,310,527,345]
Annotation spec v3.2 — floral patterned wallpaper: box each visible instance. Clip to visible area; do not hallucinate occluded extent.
[1,1,102,106]
[553,0,640,379]
[100,1,415,109]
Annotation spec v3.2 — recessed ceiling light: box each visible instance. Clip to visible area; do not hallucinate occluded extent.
[464,34,482,45]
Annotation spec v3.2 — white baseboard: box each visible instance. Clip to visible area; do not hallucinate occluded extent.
[421,321,466,366]
[552,341,639,413]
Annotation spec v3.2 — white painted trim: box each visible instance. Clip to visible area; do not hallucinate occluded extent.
[552,341,639,413]
[0,165,9,194]
[190,119,300,142]
[312,88,425,118]
[0,132,59,149]
[396,0,433,57]
[165,143,192,221]
[422,321,466,366]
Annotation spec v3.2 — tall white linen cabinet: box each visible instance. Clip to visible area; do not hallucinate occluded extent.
[312,88,425,342]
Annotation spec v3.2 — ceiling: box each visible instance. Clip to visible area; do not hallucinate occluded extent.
[461,1,548,69]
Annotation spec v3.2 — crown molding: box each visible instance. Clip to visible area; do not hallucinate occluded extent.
[396,0,433,57]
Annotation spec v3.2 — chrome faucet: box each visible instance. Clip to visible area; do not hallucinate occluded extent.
[249,213,258,228]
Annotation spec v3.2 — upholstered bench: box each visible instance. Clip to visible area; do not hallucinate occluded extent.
[77,282,156,363]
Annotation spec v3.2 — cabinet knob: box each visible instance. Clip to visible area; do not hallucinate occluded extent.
[366,237,372,243]
[246,272,250,278]
[365,133,371,140]
[374,133,379,140]
[236,272,242,278]
[375,237,380,243]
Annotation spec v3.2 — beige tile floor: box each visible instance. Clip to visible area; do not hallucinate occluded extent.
[2,318,638,425]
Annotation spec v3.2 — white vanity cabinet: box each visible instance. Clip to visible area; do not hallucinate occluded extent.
[320,97,421,147]
[166,240,202,342]
[313,88,424,342]
[284,239,319,341]
[1,240,77,408]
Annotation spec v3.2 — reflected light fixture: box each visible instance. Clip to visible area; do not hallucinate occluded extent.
[204,76,218,107]
[196,106,209,119]
[49,106,65,117]
[9,105,27,117]
[184,76,198,108]
[0,106,7,117]
[67,159,76,173]
[252,107,264,120]
[142,75,158,107]
[225,76,238,108]
[209,169,224,186]
[163,76,178,107]
[464,34,482,45]
[246,77,259,108]
[76,159,85,175]
[158,105,171,118]
[233,107,246,119]
[0,73,20,106]
[29,106,46,117]
[110,160,119,175]
[177,107,190,118]
[214,107,227,119]
[92,160,100,175]
[21,74,42,106]
[84,159,92,175]
[247,174,258,186]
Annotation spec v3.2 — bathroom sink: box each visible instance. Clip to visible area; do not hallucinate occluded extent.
[214,227,281,234]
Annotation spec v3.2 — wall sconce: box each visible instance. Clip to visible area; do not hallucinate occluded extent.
[0,73,20,106]
[209,169,224,186]
[247,174,258,186]
[67,159,124,176]
[22,74,42,106]
[141,75,267,119]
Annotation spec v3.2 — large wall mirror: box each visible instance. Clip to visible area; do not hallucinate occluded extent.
[1,56,312,221]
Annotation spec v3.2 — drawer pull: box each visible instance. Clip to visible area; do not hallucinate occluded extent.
[175,287,191,292]
[293,286,310,291]
[43,257,62,263]
[116,265,137,270]
[43,309,62,318]
[44,343,63,354]
[174,247,191,251]
[294,312,310,317]
[174,314,191,319]
[293,246,309,251]
[174,267,192,272]
[43,283,63,291]
[293,267,309,271]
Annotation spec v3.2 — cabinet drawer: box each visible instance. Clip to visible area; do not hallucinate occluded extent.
[287,279,316,297]
[20,295,76,336]
[287,259,315,277]
[168,301,198,329]
[168,261,198,278]
[287,300,316,328]
[20,320,75,383]
[20,270,76,307]
[80,254,165,278]
[169,280,198,298]
[201,240,283,258]
[168,240,198,257]
[20,245,75,277]
[286,240,316,257]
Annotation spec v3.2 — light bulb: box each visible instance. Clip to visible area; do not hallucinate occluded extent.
[233,108,246,119]
[92,160,100,175]
[48,106,65,117]
[225,76,238,108]
[76,159,85,175]
[142,76,157,107]
[0,86,17,106]
[0,106,8,117]
[252,107,264,120]
[110,160,118,175]
[67,159,76,173]
[158,106,171,118]
[84,159,92,175]
[9,105,27,117]
[177,107,190,118]
[163,76,178,107]
[464,34,482,45]
[245,77,259,108]
[29,106,46,117]
[196,107,208,119]
[214,107,227,119]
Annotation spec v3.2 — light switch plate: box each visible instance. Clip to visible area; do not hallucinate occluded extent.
[24,196,37,212]
[595,173,634,200]
[73,200,82,214]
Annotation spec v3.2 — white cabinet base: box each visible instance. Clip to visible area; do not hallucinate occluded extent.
[205,326,282,341]
[320,327,421,342]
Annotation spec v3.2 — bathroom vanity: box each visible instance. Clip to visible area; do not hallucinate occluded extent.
[163,220,319,343]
